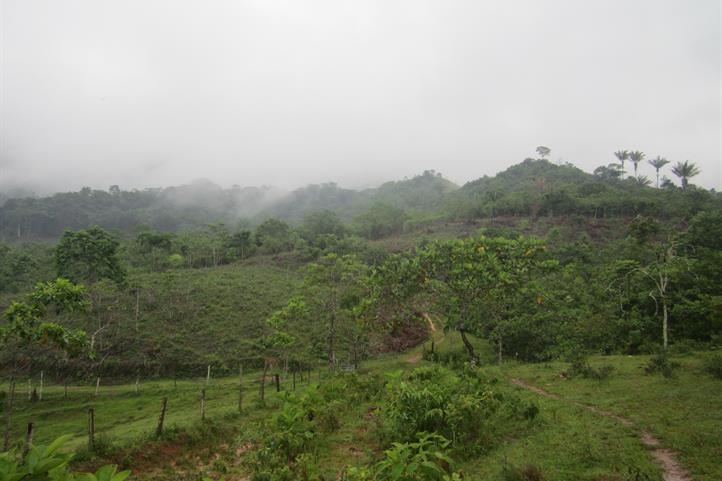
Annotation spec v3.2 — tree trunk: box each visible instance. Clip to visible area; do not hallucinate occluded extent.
[259,360,269,403]
[662,298,669,350]
[459,330,478,364]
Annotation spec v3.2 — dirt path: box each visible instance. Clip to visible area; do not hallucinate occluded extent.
[510,378,693,481]
[406,314,443,365]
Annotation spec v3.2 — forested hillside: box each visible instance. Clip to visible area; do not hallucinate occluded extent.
[2,157,721,481]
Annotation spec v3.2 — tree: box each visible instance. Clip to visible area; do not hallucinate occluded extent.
[628,151,646,178]
[414,236,548,363]
[228,229,254,260]
[635,175,652,187]
[594,164,623,181]
[136,230,174,271]
[614,150,629,177]
[630,237,686,350]
[305,253,367,368]
[354,203,407,240]
[648,156,670,188]
[671,161,701,190]
[55,226,126,285]
[255,218,295,254]
[536,146,551,160]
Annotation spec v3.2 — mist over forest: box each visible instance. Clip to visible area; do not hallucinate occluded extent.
[1,1,721,480]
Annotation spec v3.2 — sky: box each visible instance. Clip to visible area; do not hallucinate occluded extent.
[1,0,721,194]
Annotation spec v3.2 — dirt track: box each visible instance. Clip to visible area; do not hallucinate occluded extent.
[510,378,693,481]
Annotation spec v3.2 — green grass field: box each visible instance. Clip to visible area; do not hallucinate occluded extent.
[4,344,721,480]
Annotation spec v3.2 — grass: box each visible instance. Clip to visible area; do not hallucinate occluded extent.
[2,367,323,453]
[4,342,721,481]
[498,352,722,481]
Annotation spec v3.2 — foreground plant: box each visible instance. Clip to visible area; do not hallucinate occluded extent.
[0,435,130,481]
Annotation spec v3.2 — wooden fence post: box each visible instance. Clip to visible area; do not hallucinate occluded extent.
[156,397,167,438]
[87,408,95,451]
[238,365,243,413]
[95,377,100,396]
[274,373,280,393]
[3,380,16,451]
[206,365,211,386]
[39,371,44,401]
[21,422,33,459]
[200,389,206,421]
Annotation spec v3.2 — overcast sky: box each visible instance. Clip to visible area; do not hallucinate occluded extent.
[1,0,720,194]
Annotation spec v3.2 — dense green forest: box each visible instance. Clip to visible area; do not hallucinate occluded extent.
[2,157,721,481]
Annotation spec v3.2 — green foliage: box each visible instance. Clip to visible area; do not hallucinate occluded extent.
[55,226,126,285]
[0,436,129,481]
[347,433,460,481]
[1,278,89,356]
[702,353,722,380]
[354,203,407,240]
[380,366,515,453]
[644,352,681,378]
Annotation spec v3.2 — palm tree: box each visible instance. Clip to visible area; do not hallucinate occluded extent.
[614,150,629,178]
[635,175,652,187]
[628,151,646,178]
[647,156,670,188]
[671,161,701,190]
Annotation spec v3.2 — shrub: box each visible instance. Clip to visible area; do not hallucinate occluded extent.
[703,353,722,379]
[644,352,680,378]
[345,433,461,481]
[565,355,614,381]
[380,366,516,454]
[0,435,130,481]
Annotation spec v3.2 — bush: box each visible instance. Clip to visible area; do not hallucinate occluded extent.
[565,354,614,381]
[379,366,521,454]
[0,435,130,481]
[345,433,461,481]
[703,353,722,379]
[644,352,680,378]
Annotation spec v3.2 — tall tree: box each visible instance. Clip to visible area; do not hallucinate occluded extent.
[628,151,646,179]
[414,236,548,363]
[305,253,367,368]
[671,161,701,190]
[535,146,551,160]
[614,150,629,178]
[55,226,126,286]
[647,156,670,188]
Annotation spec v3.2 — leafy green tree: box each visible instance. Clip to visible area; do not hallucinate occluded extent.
[414,236,548,363]
[228,229,254,260]
[305,253,368,367]
[1,278,89,356]
[55,226,126,285]
[671,161,701,190]
[594,164,623,181]
[535,146,551,160]
[255,218,295,254]
[136,229,175,271]
[628,151,646,178]
[648,156,670,188]
[354,203,407,240]
[300,210,347,245]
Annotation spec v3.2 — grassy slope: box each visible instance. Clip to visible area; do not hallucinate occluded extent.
[501,353,722,481]
[5,332,720,480]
